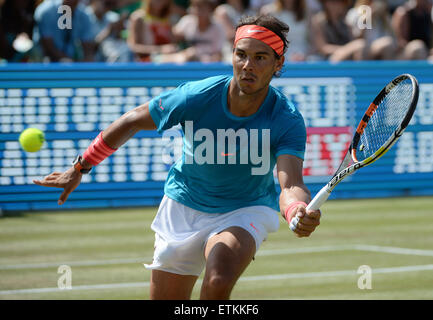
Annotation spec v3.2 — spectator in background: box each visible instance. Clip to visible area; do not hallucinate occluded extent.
[392,0,432,60]
[346,0,396,60]
[305,0,321,16]
[33,0,95,62]
[0,0,37,62]
[214,0,254,43]
[386,0,407,14]
[114,0,141,16]
[249,0,273,12]
[127,0,177,62]
[214,0,254,62]
[171,0,190,23]
[311,0,367,61]
[261,0,310,61]
[160,0,225,63]
[86,0,133,62]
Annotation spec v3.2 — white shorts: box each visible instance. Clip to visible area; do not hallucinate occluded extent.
[144,195,280,276]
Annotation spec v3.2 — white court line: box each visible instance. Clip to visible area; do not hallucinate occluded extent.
[0,257,146,270]
[354,245,433,257]
[0,282,150,295]
[0,245,349,271]
[1,263,433,295]
[241,264,433,282]
[1,244,433,271]
[256,245,354,256]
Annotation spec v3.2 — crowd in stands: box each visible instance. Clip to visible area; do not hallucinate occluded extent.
[0,0,432,63]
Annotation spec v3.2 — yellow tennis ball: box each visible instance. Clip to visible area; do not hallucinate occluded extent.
[19,128,45,152]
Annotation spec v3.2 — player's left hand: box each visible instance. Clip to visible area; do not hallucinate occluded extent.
[288,205,321,238]
[33,167,82,205]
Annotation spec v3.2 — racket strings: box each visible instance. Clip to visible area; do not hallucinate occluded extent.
[356,79,413,161]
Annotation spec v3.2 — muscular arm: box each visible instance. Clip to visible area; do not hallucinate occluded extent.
[80,102,156,168]
[103,102,156,146]
[277,154,311,216]
[277,154,320,237]
[34,102,157,204]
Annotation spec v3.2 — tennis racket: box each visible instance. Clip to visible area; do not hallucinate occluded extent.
[290,73,419,231]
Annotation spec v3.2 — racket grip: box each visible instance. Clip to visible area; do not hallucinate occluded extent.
[306,186,331,211]
[289,186,331,232]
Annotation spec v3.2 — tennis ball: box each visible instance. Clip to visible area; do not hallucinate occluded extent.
[19,128,45,152]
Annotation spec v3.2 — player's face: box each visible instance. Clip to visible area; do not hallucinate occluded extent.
[232,38,284,95]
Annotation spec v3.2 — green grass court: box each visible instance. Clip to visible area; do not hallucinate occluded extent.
[1,196,433,300]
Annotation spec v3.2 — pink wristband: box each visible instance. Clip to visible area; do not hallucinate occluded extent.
[83,132,117,166]
[284,201,307,223]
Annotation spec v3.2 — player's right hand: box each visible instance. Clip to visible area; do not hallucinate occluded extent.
[288,205,321,238]
[295,208,321,238]
[33,167,82,205]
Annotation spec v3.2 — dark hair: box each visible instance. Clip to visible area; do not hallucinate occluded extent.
[235,14,290,59]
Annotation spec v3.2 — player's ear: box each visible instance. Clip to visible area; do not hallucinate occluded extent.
[275,55,285,73]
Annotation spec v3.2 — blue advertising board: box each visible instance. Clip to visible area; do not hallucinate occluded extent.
[0,61,432,211]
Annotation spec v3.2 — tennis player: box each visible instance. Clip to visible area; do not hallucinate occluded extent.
[34,14,321,299]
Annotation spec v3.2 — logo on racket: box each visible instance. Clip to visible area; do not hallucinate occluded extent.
[385,79,399,93]
[329,162,362,187]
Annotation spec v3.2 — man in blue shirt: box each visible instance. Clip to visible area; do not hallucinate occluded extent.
[148,73,306,213]
[33,0,95,61]
[35,14,321,299]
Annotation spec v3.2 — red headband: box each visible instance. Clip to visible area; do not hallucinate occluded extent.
[234,25,284,57]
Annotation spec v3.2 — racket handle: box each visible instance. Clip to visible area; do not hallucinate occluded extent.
[289,186,331,232]
[306,185,331,211]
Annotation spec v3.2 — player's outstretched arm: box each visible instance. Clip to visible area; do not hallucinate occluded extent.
[33,103,156,205]
[276,154,320,237]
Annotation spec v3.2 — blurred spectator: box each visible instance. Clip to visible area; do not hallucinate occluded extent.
[0,0,37,62]
[214,0,254,62]
[386,0,407,13]
[250,0,273,12]
[114,0,141,16]
[305,0,321,16]
[261,0,311,61]
[86,0,133,62]
[127,0,177,62]
[346,0,396,60]
[311,0,367,61]
[171,0,190,24]
[160,0,225,63]
[215,0,254,43]
[392,0,432,60]
[33,0,95,62]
